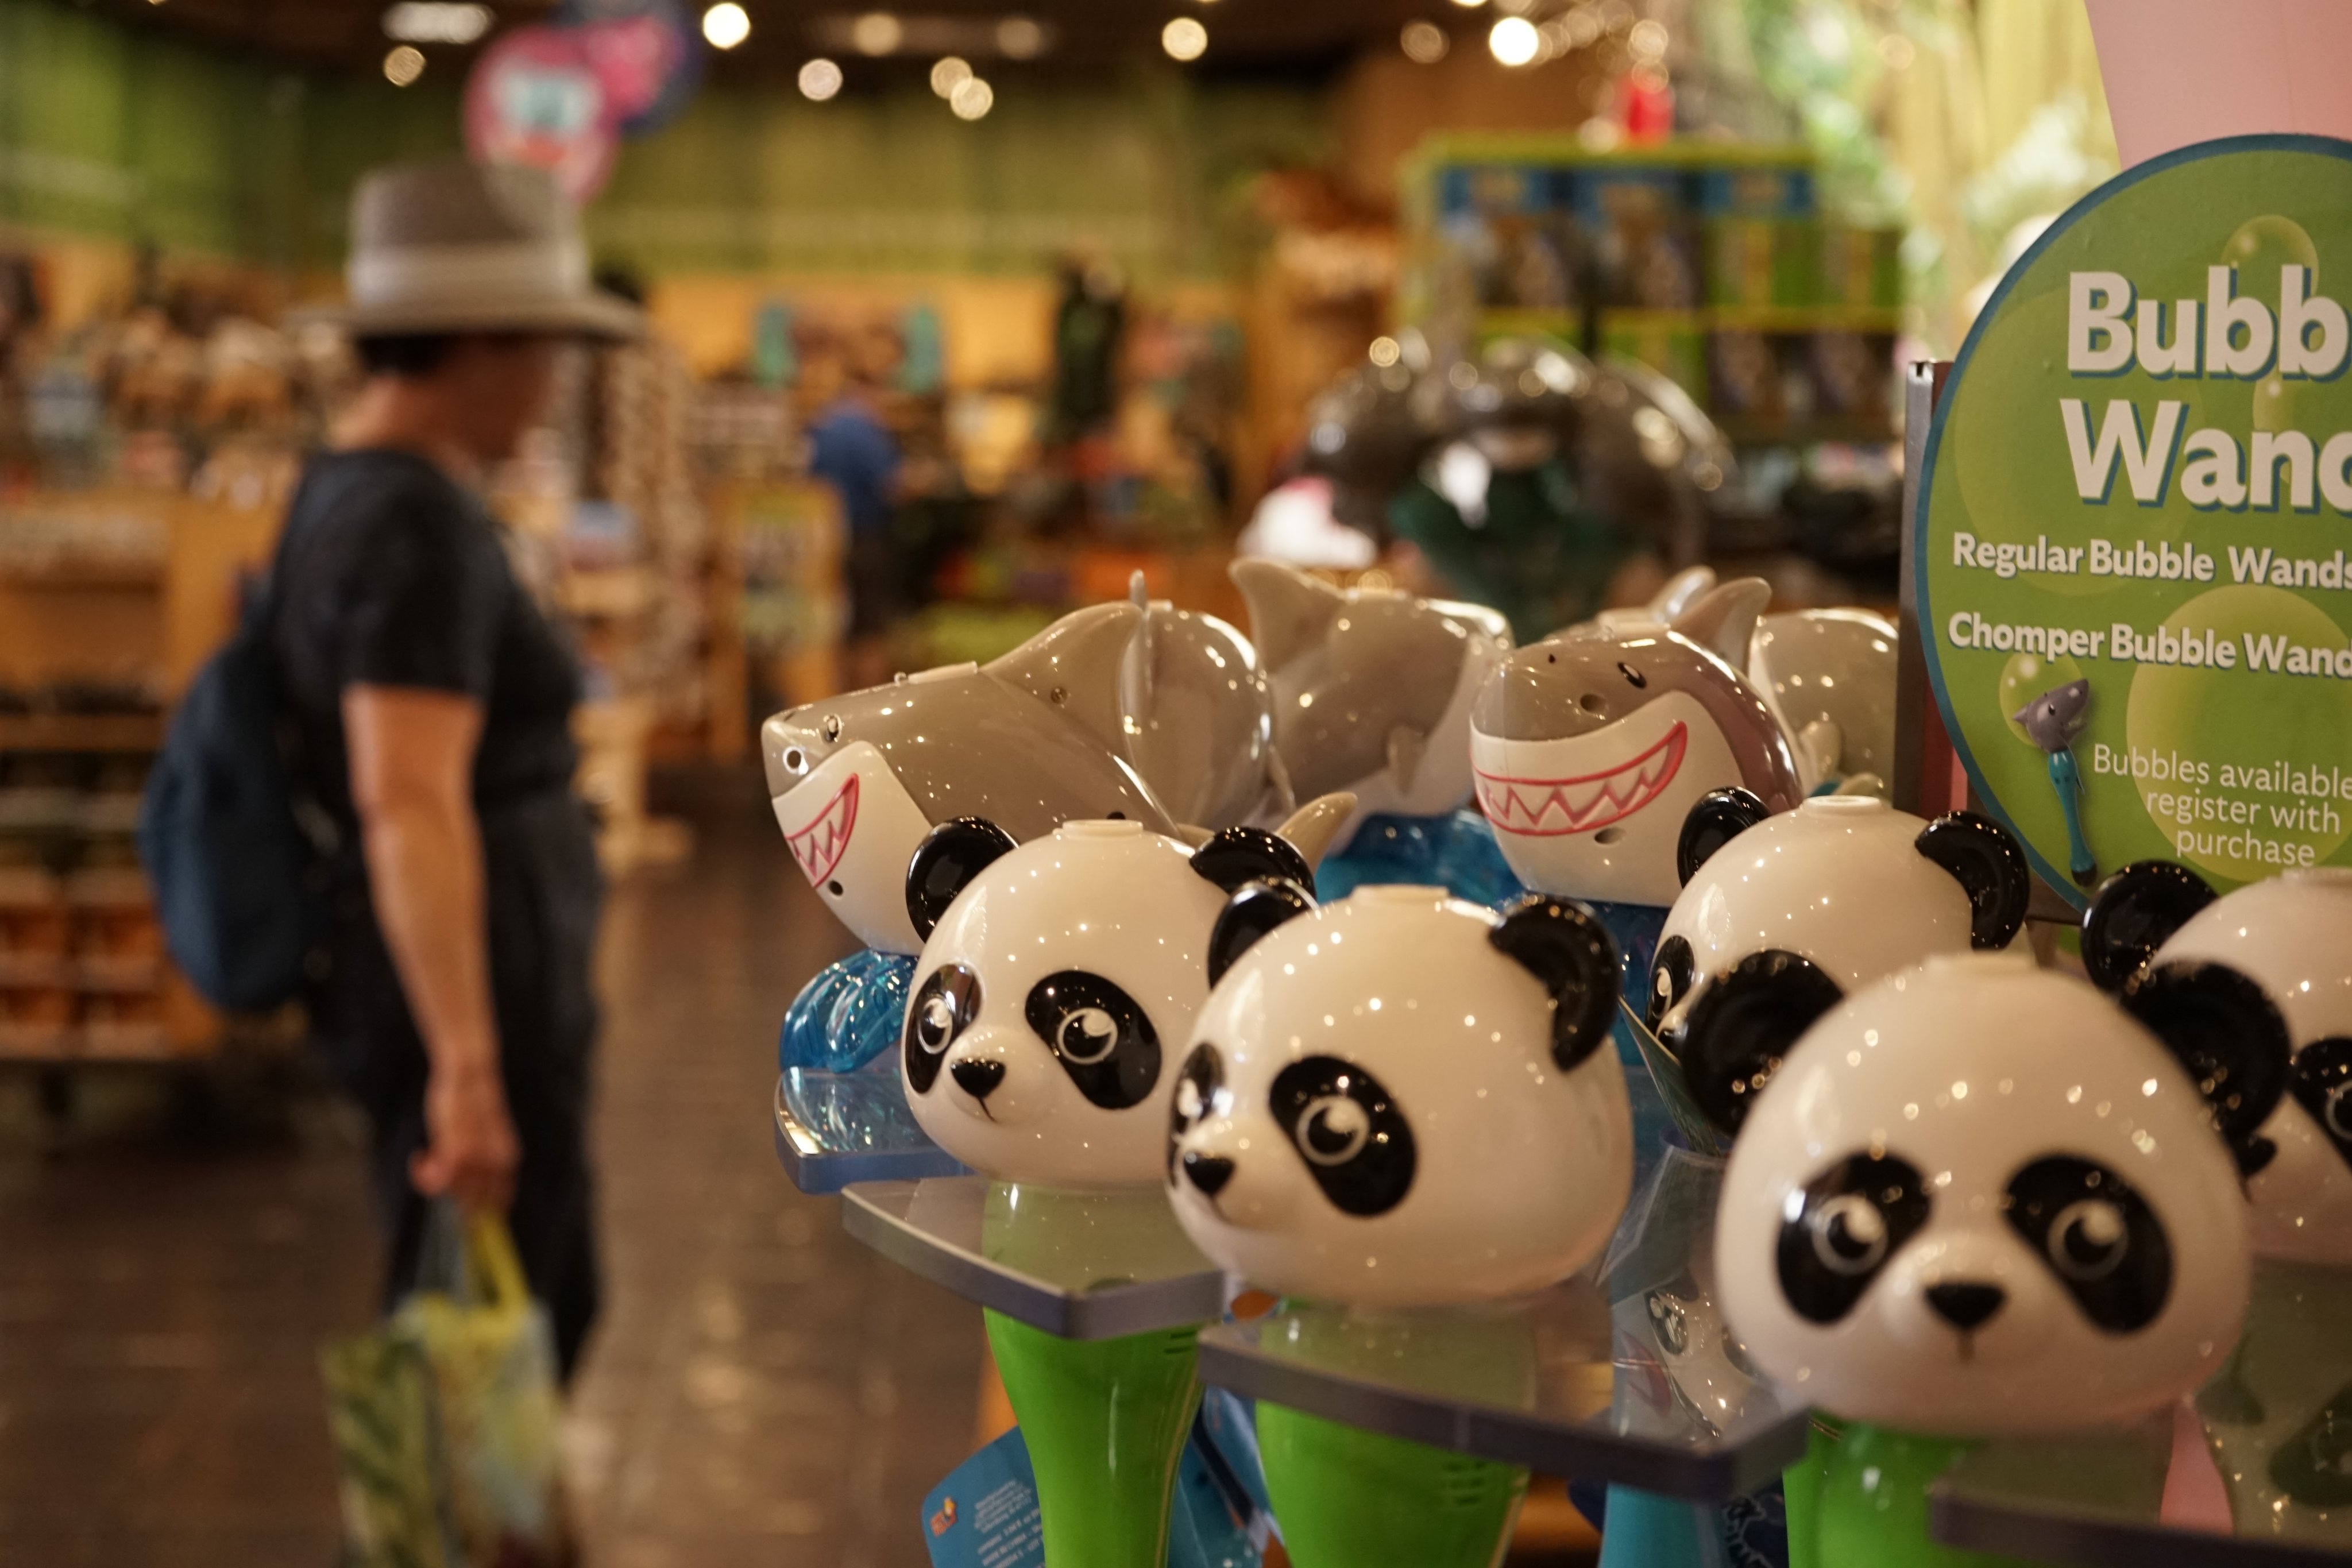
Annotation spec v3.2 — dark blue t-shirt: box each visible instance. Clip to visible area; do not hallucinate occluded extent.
[807,397,901,537]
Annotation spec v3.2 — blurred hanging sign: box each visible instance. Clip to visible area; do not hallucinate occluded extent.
[2085,0,2352,168]
[465,2,700,202]
[555,0,703,134]
[1913,134,2352,902]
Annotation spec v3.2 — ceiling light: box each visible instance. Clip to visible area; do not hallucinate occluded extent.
[996,16,1046,58]
[1368,337,1402,368]
[702,2,750,49]
[930,56,972,95]
[1488,15,1539,64]
[383,2,489,43]
[1449,0,1485,8]
[1400,21,1449,63]
[851,11,904,54]
[949,76,993,119]
[1628,18,1667,59]
[1161,17,1207,61]
[799,57,844,98]
[383,44,426,84]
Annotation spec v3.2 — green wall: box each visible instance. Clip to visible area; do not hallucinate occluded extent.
[0,0,1330,283]
[592,72,1330,281]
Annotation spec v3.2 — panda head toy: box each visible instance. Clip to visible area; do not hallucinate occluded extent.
[2084,863,2352,1265]
[1699,953,2269,1436]
[900,814,1330,1189]
[1165,884,1633,1307]
[1650,791,2031,1097]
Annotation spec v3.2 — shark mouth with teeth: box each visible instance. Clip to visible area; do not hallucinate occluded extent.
[785,774,860,885]
[1476,723,1687,837]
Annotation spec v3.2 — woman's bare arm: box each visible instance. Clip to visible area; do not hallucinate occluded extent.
[345,683,519,1212]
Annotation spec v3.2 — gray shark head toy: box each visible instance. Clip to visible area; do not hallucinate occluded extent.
[1231,559,1513,839]
[1472,579,1803,906]
[2013,678,2091,752]
[1301,352,1443,531]
[1119,573,1286,831]
[763,603,1177,955]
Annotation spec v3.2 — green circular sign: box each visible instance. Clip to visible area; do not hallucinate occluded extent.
[1917,134,2352,902]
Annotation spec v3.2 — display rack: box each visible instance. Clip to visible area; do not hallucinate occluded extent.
[1195,1288,1810,1499]
[1930,1446,2351,1568]
[770,1075,967,1194]
[837,1177,1227,1341]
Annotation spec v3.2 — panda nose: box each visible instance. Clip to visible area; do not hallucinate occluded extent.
[1181,1153,1236,1197]
[1925,1281,2006,1331]
[950,1059,1006,1100]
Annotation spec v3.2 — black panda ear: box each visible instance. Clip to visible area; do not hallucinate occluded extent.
[1207,878,1316,987]
[1674,951,1843,1137]
[1914,812,2030,950]
[1191,825,1315,899]
[2121,961,2292,1178]
[1488,894,1621,1071]
[2081,860,2216,992]
[1677,789,1772,885]
[905,817,1019,940]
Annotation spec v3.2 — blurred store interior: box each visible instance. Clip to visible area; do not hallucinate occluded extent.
[0,0,2128,1562]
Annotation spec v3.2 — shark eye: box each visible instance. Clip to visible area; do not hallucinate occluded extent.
[820,714,843,742]
[782,747,809,775]
[1619,662,1647,688]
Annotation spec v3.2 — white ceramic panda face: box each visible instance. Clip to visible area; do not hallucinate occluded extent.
[1167,886,1634,1308]
[2143,868,2352,1265]
[1649,795,2026,1050]
[902,821,1248,1189]
[1714,956,2251,1438]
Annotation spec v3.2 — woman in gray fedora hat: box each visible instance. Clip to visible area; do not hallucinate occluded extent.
[273,159,639,1378]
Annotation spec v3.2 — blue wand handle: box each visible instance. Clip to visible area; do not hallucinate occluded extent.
[2048,748,2096,886]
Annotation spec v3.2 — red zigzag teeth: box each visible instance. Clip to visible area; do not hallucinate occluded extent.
[1476,722,1687,837]
[786,774,861,883]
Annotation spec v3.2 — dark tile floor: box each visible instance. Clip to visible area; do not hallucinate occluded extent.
[0,767,983,1567]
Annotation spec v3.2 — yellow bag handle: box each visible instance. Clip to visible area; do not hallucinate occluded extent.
[465,1211,530,1312]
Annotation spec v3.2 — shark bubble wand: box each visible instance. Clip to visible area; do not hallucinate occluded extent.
[2003,654,2096,887]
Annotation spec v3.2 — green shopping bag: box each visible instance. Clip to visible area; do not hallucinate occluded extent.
[322,1207,570,1568]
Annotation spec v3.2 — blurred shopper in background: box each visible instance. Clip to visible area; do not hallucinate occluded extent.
[806,357,903,688]
[275,160,640,1379]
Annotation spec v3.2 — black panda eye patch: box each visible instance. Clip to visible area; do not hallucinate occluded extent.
[1647,935,1695,1030]
[1776,1153,1931,1324]
[2289,1037,2352,1172]
[903,964,980,1095]
[2003,1157,2172,1333]
[1268,1055,1416,1216]
[1168,1044,1225,1180]
[1024,971,1163,1110]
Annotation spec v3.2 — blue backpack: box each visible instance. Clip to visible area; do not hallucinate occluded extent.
[138,584,333,1011]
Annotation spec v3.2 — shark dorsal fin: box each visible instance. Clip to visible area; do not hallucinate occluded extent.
[1651,564,1719,623]
[986,601,1142,752]
[1671,578,1770,668]
[1231,558,1346,672]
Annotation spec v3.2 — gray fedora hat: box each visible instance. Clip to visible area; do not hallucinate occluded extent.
[297,159,640,339]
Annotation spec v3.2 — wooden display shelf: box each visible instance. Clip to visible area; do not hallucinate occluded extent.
[0,561,167,590]
[0,712,165,753]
